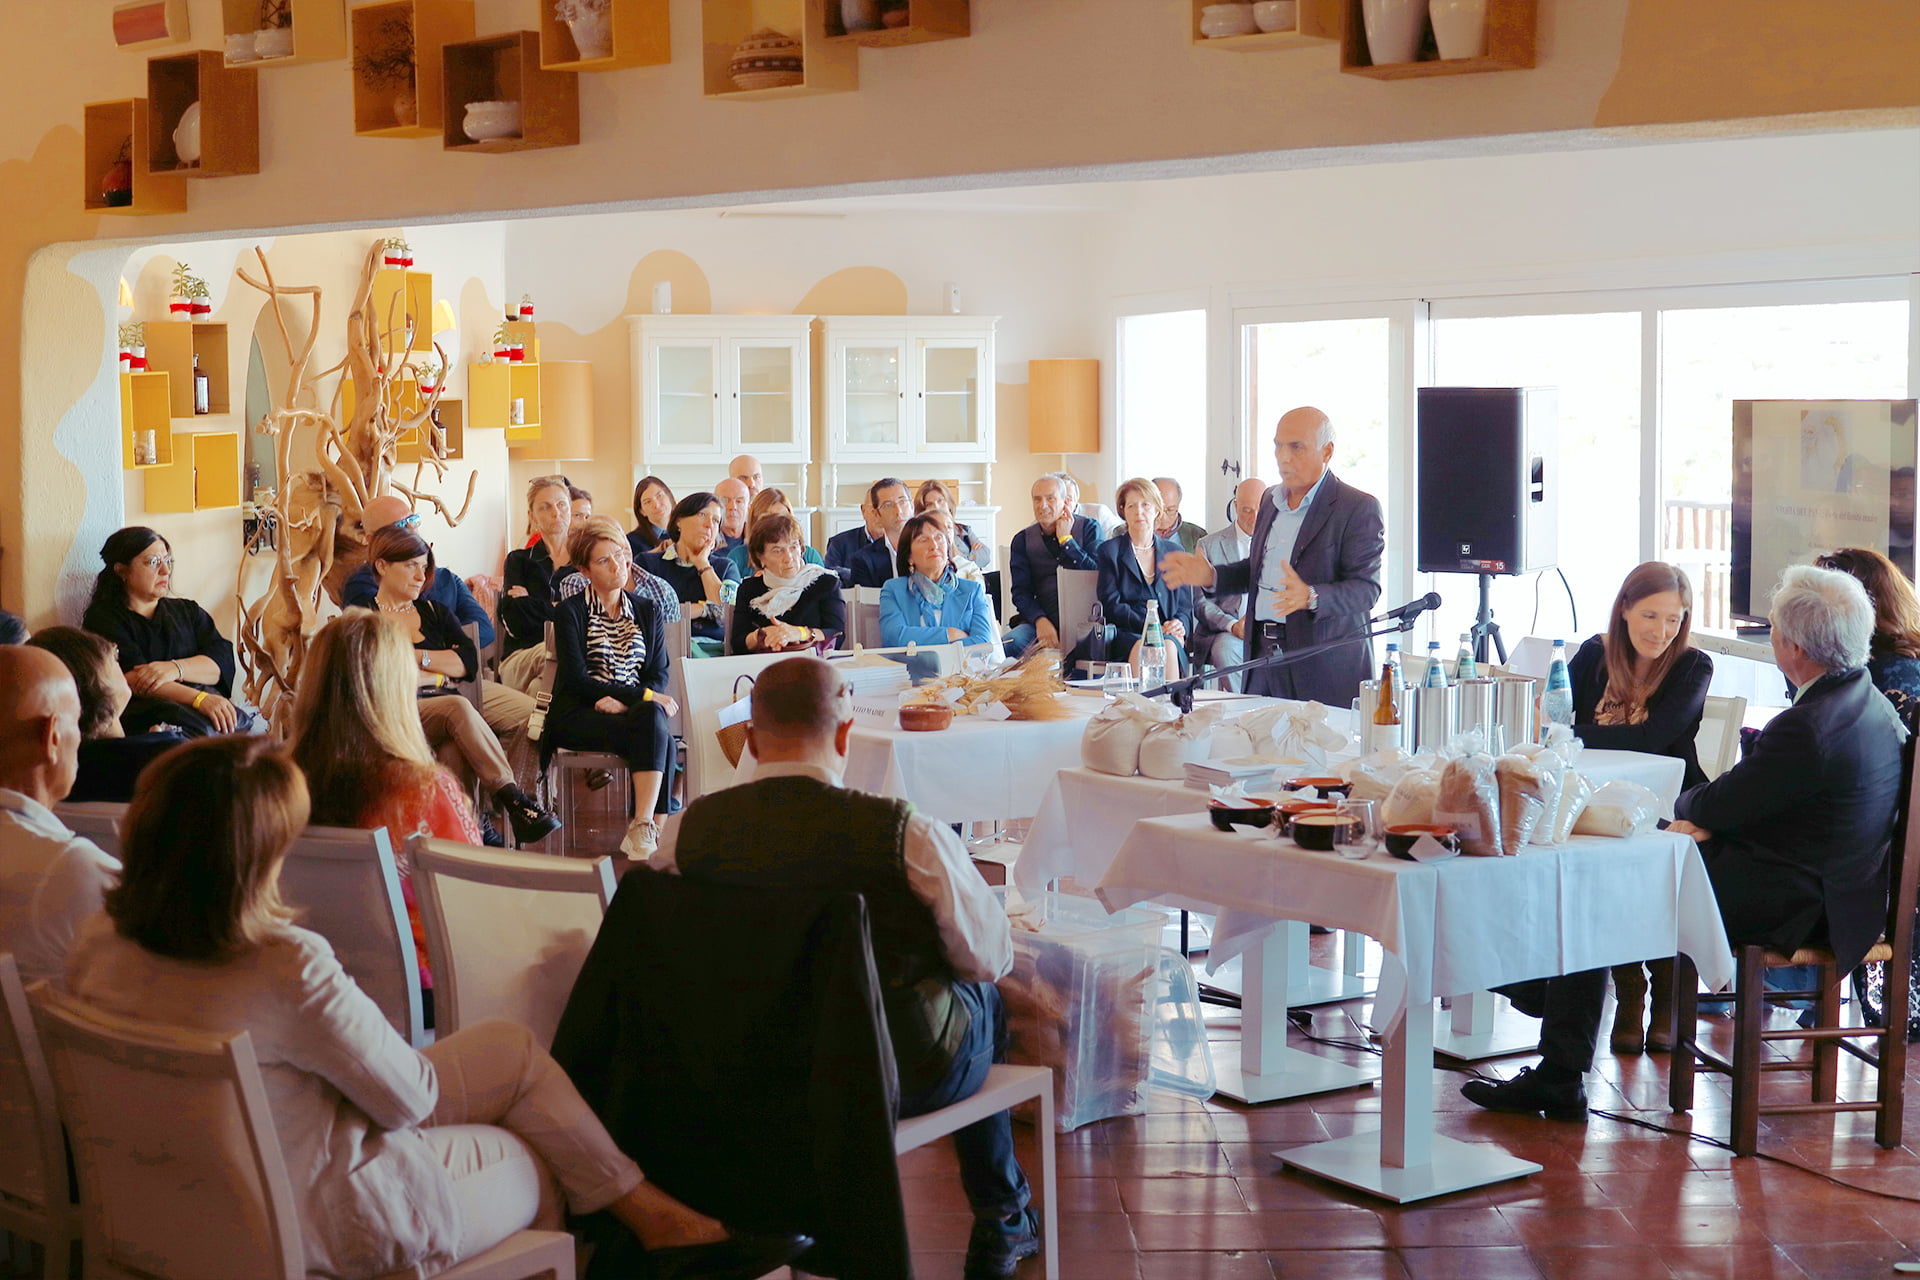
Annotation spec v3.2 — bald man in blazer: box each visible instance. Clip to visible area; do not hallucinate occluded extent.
[1162,407,1383,706]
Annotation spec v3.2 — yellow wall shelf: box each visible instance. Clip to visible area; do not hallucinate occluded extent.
[351,0,476,137]
[441,31,580,152]
[84,99,188,215]
[146,49,260,177]
[145,431,241,512]
[824,0,968,48]
[1190,0,1339,50]
[701,0,856,100]
[539,0,669,70]
[120,371,176,469]
[371,267,434,354]
[144,321,230,418]
[469,361,541,439]
[222,0,347,67]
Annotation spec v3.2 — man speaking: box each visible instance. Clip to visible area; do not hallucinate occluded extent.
[1162,406,1383,706]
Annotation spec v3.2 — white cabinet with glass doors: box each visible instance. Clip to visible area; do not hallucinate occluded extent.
[629,315,814,466]
[819,316,997,463]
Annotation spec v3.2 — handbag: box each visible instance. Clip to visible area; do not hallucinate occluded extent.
[715,674,757,767]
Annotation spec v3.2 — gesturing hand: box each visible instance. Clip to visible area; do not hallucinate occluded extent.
[1159,552,1216,591]
[1271,562,1312,616]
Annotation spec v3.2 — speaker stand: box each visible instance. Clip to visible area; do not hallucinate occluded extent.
[1470,573,1507,667]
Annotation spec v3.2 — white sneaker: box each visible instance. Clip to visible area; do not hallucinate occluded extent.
[620,817,659,858]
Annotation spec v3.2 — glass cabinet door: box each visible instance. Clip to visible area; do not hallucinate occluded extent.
[840,341,904,450]
[733,341,800,449]
[918,340,985,450]
[652,340,719,452]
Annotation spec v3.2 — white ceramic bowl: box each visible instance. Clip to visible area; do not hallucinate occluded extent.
[463,100,522,143]
[1200,3,1258,38]
[1252,0,1297,32]
[172,101,202,165]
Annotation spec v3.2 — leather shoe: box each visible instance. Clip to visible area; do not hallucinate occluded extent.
[645,1230,815,1280]
[1460,1066,1588,1121]
[965,1208,1041,1279]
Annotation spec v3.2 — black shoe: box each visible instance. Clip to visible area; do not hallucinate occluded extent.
[495,783,562,845]
[477,809,507,848]
[644,1230,815,1280]
[1460,1066,1588,1121]
[965,1208,1041,1279]
[586,768,614,791]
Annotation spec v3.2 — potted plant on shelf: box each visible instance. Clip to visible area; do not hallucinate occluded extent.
[256,0,294,58]
[382,237,414,269]
[554,0,614,61]
[169,263,211,316]
[492,322,512,363]
[414,356,443,397]
[518,292,535,320]
[119,322,146,369]
[357,12,418,127]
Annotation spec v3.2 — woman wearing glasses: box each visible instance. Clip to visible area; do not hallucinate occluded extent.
[82,526,254,737]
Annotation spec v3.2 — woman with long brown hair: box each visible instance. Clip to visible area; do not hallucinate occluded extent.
[1815,546,1920,725]
[1568,561,1715,1055]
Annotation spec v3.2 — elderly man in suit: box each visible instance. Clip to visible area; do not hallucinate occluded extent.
[848,478,916,590]
[1162,407,1384,706]
[1004,474,1100,657]
[1462,563,1907,1120]
[1192,478,1268,691]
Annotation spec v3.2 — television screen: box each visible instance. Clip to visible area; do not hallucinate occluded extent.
[1731,398,1919,623]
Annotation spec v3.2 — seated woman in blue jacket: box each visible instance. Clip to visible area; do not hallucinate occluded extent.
[878,513,997,648]
[1091,476,1195,670]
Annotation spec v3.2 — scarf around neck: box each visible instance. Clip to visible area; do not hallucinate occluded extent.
[753,563,831,620]
[910,569,951,611]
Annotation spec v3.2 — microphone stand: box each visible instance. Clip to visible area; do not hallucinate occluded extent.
[1145,614,1422,713]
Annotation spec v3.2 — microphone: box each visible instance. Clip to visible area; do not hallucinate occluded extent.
[1372,592,1442,625]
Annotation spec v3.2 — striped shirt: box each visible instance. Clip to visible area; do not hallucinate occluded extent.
[585,594,645,688]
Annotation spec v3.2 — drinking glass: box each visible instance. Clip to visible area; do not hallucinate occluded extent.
[1332,799,1378,860]
[1102,661,1136,701]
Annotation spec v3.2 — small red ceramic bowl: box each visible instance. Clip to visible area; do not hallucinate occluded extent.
[1284,776,1352,797]
[1384,824,1459,859]
[1209,802,1276,833]
[898,703,954,732]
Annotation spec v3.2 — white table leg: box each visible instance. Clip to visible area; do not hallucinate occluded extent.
[1431,990,1541,1062]
[1279,996,1543,1202]
[1211,921,1377,1105]
[1198,923,1374,1009]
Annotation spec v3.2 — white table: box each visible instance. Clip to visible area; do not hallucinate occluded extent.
[1098,814,1734,1203]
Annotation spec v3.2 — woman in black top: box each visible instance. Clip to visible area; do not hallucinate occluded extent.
[369,525,558,846]
[629,475,675,558]
[728,514,844,655]
[1570,561,1714,1055]
[82,527,249,737]
[1816,547,1920,727]
[25,626,183,803]
[637,492,740,651]
[500,476,576,665]
[551,522,677,857]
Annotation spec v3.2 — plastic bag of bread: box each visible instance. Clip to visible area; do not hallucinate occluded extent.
[1381,767,1441,827]
[1139,705,1224,780]
[1495,753,1550,854]
[1549,770,1594,844]
[1433,753,1500,855]
[1571,780,1661,837]
[1081,693,1178,776]
[1347,759,1399,805]
[1510,744,1567,841]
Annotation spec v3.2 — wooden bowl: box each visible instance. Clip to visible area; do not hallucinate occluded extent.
[898,703,954,732]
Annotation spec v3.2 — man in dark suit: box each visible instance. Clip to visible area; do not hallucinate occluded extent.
[1005,474,1099,656]
[1462,563,1907,1119]
[848,478,915,589]
[1162,406,1383,706]
[824,499,881,589]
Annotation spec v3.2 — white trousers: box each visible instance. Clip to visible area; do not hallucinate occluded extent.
[419,1018,643,1262]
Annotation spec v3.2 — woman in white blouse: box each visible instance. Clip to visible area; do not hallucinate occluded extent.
[63,735,808,1280]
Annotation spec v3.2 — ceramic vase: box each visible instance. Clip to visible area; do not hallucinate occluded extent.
[463,100,522,142]
[567,11,612,59]
[1361,0,1424,64]
[391,89,418,127]
[840,0,881,33]
[1428,0,1487,59]
[729,28,804,90]
[172,100,202,166]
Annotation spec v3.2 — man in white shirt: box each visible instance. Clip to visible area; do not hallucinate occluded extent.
[650,657,1038,1279]
[0,646,120,989]
[1193,477,1269,690]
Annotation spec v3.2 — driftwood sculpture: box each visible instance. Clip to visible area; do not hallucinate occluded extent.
[233,242,476,721]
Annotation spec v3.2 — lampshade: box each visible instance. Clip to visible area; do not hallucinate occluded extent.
[117,278,135,309]
[1027,359,1100,455]
[513,360,593,461]
[431,299,458,335]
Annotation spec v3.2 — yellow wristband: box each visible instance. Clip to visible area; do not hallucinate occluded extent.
[642,688,653,702]
[434,673,445,688]
[191,691,208,709]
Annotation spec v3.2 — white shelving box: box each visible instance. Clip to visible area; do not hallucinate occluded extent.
[629,314,815,469]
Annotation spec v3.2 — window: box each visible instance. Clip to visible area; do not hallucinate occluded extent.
[1116,310,1207,517]
[1244,317,1392,513]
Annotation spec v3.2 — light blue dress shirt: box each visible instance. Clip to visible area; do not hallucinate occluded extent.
[1254,472,1327,623]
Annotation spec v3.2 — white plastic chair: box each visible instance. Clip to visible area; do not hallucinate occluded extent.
[276,826,428,1049]
[849,586,884,649]
[895,1064,1058,1280]
[52,801,126,859]
[407,836,615,1046]
[678,650,796,801]
[1696,693,1748,781]
[532,621,633,854]
[0,955,76,1279]
[30,984,573,1280]
[1055,568,1100,660]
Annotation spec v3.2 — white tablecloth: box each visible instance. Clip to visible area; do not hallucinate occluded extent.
[1096,813,1734,1033]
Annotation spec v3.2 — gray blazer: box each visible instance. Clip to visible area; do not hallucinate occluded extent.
[1194,524,1251,641]
[1211,472,1384,705]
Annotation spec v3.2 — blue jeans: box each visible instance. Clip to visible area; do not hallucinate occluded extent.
[1004,622,1037,659]
[898,981,1031,1227]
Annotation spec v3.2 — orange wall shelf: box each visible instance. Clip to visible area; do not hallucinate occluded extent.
[351,0,476,138]
[83,99,188,214]
[539,0,669,70]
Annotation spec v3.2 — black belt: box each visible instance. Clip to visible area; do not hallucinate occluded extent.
[1257,620,1285,645]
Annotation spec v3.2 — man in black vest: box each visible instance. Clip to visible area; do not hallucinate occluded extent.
[651,657,1040,1278]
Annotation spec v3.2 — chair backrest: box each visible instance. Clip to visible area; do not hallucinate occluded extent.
[995,549,1012,622]
[1874,729,1920,1112]
[0,954,71,1242]
[526,622,562,743]
[850,587,883,649]
[1507,636,1556,680]
[983,569,1004,624]
[679,650,796,799]
[662,616,695,737]
[32,984,304,1280]
[52,801,127,859]
[276,826,427,1048]
[1696,694,1747,781]
[406,835,615,1045]
[454,622,486,716]
[1056,568,1100,654]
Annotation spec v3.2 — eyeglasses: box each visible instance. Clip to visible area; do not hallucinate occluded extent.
[391,512,422,530]
[137,554,175,570]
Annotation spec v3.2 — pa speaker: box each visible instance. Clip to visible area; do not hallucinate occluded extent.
[1416,386,1557,575]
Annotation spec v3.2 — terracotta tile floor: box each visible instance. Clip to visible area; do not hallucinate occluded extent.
[559,791,1920,1279]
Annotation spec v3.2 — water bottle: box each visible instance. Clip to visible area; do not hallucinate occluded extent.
[1455,632,1478,682]
[1138,598,1168,691]
[1383,642,1402,691]
[1424,640,1448,689]
[1543,638,1575,732]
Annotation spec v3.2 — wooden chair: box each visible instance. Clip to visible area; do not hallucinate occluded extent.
[1695,694,1748,781]
[30,985,573,1280]
[454,622,487,718]
[276,826,428,1049]
[407,836,615,1046]
[1668,734,1920,1155]
[51,801,126,859]
[0,955,76,1279]
[530,622,632,853]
